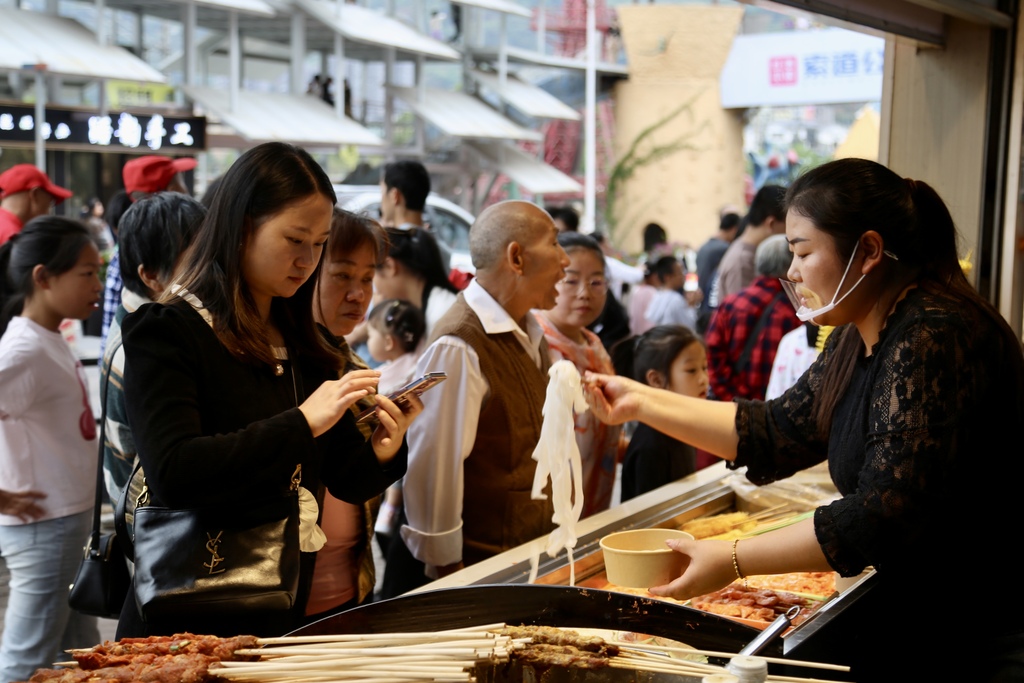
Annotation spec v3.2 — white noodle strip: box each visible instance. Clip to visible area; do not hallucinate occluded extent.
[527,538,542,584]
[529,361,588,585]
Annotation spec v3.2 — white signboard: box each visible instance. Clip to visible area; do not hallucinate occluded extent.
[720,28,884,108]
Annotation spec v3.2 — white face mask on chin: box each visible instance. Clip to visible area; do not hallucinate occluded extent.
[781,242,867,323]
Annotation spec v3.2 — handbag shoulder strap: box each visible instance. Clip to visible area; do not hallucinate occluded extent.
[87,339,121,550]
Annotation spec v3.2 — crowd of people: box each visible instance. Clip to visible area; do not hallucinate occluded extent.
[1,150,1023,682]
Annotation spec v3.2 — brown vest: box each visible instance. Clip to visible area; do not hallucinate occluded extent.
[430,294,555,567]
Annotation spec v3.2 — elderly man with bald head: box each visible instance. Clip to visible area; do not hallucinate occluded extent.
[385,201,569,594]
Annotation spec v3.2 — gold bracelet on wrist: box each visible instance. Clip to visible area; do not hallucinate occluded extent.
[732,539,747,587]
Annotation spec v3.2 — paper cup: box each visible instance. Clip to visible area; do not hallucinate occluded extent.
[600,528,694,588]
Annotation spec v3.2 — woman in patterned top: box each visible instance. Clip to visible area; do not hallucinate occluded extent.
[584,158,1024,681]
[307,208,392,618]
[533,232,621,516]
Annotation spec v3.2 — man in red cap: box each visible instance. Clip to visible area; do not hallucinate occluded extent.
[122,156,197,201]
[0,164,73,245]
[101,155,197,352]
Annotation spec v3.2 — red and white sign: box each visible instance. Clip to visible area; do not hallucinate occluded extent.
[721,28,884,108]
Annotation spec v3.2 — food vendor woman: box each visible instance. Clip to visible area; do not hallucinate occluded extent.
[585,159,1024,681]
[118,142,421,638]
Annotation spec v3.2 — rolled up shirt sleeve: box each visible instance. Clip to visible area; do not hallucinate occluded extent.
[400,335,488,572]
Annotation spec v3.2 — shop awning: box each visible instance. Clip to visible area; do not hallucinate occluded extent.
[292,0,461,61]
[467,141,582,195]
[390,86,542,142]
[183,85,383,147]
[450,0,531,18]
[0,8,167,82]
[469,46,629,77]
[469,70,580,121]
[186,0,274,17]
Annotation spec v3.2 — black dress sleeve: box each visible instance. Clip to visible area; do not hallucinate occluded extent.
[813,312,972,576]
[123,303,316,507]
[316,412,407,504]
[730,328,836,483]
[123,302,404,508]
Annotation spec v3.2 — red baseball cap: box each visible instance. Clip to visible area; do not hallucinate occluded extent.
[0,164,73,203]
[123,156,198,195]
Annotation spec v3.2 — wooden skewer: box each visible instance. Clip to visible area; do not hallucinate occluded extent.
[215,669,471,681]
[768,676,850,683]
[229,654,448,666]
[618,644,850,672]
[747,503,791,520]
[252,639,504,655]
[257,626,505,646]
[610,659,724,675]
[218,660,474,672]
[257,635,497,646]
[614,650,720,671]
[234,651,485,659]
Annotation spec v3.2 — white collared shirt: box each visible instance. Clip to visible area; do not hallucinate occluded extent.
[400,280,545,575]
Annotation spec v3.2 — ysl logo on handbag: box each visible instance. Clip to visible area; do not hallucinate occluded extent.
[204,531,226,574]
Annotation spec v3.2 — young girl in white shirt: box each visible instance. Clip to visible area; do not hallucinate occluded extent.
[0,217,103,682]
[366,298,426,559]
[367,298,427,395]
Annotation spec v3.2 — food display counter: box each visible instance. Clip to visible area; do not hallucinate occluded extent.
[314,462,879,674]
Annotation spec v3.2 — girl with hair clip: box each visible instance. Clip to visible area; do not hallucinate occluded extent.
[0,217,102,682]
[534,232,621,516]
[375,226,458,340]
[612,325,706,502]
[367,299,427,395]
[118,143,422,638]
[584,158,1024,680]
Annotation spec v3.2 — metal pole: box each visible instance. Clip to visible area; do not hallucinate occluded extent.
[384,46,395,160]
[498,13,508,91]
[536,0,546,55]
[415,54,425,154]
[183,1,197,86]
[291,10,305,96]
[34,69,46,171]
[229,10,240,112]
[583,0,597,232]
[95,0,107,45]
[334,32,345,118]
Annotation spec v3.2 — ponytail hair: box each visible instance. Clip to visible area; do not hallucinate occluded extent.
[785,158,1021,437]
[0,216,95,335]
[611,325,703,385]
[368,298,426,354]
[383,227,457,309]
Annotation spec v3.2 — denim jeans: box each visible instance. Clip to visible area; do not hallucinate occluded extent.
[0,511,99,683]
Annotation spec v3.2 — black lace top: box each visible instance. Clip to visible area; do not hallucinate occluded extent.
[732,287,1024,593]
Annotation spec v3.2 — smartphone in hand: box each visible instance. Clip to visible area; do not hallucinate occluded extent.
[356,372,448,424]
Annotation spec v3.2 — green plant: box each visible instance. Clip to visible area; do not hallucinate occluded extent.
[604,93,708,247]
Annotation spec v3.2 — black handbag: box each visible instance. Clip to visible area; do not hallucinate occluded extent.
[131,488,301,619]
[125,362,305,621]
[68,342,132,619]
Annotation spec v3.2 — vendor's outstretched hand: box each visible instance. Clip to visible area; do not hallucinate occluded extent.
[371,391,424,463]
[582,372,647,425]
[649,538,737,601]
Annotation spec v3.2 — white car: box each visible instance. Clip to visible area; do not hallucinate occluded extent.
[333,185,475,272]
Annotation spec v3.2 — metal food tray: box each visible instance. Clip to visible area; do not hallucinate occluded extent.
[404,462,877,672]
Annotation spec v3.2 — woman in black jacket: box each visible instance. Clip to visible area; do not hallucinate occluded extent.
[118,142,421,638]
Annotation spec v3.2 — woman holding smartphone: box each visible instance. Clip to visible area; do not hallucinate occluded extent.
[119,143,421,638]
